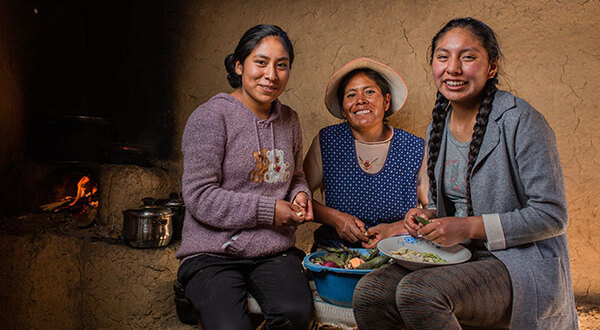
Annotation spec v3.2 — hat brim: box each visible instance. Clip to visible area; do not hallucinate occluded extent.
[324,57,408,119]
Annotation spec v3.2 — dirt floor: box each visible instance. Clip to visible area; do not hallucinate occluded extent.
[578,304,600,330]
[316,304,600,330]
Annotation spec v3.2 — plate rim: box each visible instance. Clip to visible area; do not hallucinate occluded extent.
[377,235,472,268]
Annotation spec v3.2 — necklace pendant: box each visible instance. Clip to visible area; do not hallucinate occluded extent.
[359,156,378,171]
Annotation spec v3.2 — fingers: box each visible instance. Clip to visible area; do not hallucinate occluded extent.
[292,192,314,221]
[347,225,367,243]
[292,192,307,207]
[274,200,306,227]
[417,220,450,245]
[303,199,314,222]
[354,218,367,234]
[353,227,370,243]
[420,225,439,241]
[361,239,378,249]
[404,217,420,237]
[338,217,369,243]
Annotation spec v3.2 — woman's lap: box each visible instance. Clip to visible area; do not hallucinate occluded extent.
[178,248,313,330]
[354,259,512,329]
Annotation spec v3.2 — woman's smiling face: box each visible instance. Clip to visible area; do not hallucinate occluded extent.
[341,73,390,133]
[235,36,290,112]
[432,27,497,110]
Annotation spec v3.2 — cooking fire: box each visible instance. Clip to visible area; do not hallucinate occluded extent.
[40,175,99,227]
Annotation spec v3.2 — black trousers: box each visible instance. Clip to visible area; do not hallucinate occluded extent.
[177,248,314,330]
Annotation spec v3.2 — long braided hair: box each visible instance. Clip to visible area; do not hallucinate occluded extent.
[427,18,501,216]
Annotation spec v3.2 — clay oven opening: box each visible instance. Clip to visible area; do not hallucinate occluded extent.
[3,1,184,220]
[40,172,99,228]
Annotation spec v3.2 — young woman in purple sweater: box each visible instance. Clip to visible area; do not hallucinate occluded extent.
[176,24,314,330]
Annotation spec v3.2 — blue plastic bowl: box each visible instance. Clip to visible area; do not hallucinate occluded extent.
[303,249,376,307]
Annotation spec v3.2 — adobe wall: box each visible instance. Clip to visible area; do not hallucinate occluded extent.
[172,0,600,303]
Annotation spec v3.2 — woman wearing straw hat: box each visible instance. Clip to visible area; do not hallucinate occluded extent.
[303,57,428,250]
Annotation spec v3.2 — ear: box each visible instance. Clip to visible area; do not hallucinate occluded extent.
[383,93,391,112]
[487,58,498,79]
[235,60,243,76]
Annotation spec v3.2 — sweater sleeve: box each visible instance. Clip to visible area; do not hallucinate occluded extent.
[488,108,568,250]
[181,107,275,230]
[287,111,311,202]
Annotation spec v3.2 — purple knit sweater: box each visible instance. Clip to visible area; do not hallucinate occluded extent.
[176,93,310,261]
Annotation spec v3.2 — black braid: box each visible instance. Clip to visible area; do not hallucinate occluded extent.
[466,80,497,215]
[427,17,501,215]
[427,92,450,206]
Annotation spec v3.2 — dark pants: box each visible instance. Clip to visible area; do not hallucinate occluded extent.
[177,248,314,330]
[353,256,512,329]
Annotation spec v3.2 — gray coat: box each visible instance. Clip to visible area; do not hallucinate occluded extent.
[430,90,578,329]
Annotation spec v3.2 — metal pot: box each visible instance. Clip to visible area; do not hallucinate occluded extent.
[163,194,185,242]
[123,206,174,248]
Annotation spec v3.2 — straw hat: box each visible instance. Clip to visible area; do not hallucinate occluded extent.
[324,57,408,119]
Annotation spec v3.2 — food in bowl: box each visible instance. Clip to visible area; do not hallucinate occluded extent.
[378,235,471,270]
[303,248,388,307]
[391,247,447,263]
[310,248,389,270]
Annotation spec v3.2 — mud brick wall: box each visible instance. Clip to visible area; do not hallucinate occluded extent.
[98,164,180,235]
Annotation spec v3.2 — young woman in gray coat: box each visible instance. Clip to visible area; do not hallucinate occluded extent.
[353,17,577,329]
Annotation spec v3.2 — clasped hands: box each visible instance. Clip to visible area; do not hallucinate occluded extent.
[403,208,474,247]
[273,192,314,227]
[333,207,476,248]
[333,212,408,249]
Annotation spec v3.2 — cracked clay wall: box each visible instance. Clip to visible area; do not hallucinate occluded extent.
[172,0,600,302]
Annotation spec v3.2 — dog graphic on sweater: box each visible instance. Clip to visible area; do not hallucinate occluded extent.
[248,148,290,183]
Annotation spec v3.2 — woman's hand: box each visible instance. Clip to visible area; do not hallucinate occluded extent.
[333,213,369,244]
[361,221,408,249]
[416,216,485,247]
[404,208,437,237]
[273,199,305,227]
[292,192,314,221]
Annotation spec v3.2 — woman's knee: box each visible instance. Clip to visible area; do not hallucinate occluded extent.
[353,272,378,308]
[199,306,253,330]
[396,271,448,311]
[267,299,313,329]
[354,266,405,308]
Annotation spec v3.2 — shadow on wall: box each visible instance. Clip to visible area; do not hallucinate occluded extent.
[1,1,185,217]
[23,1,184,161]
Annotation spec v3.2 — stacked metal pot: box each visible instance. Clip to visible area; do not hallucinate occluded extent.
[122,193,185,248]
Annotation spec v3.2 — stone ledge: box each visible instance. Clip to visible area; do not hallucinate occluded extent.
[0,231,191,330]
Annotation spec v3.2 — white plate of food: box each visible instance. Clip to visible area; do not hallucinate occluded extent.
[377,235,472,270]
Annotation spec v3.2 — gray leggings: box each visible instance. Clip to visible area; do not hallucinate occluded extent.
[353,259,512,329]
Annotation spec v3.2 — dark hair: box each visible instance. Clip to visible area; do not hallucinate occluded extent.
[336,68,393,117]
[224,24,294,88]
[427,17,500,216]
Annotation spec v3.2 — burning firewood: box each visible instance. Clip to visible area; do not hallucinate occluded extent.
[39,176,99,227]
[40,197,74,212]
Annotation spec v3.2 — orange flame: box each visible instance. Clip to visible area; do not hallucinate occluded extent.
[68,176,96,207]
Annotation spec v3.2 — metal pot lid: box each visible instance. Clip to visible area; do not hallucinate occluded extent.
[124,206,174,217]
[164,200,184,207]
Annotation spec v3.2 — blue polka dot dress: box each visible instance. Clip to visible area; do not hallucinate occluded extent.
[315,123,424,248]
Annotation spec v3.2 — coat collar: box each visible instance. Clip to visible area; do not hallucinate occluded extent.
[490,90,517,121]
[472,90,516,171]
[433,90,517,211]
